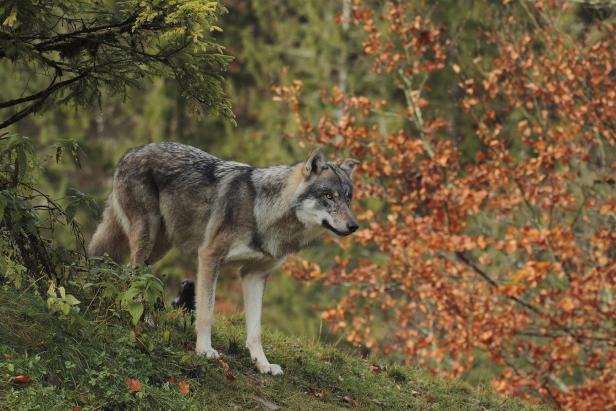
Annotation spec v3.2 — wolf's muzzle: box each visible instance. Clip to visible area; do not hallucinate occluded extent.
[322,220,358,237]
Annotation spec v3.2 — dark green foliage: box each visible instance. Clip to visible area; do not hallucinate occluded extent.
[0,134,164,329]
[0,134,83,291]
[0,0,233,129]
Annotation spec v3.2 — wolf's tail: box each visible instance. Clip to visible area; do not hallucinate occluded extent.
[88,194,128,262]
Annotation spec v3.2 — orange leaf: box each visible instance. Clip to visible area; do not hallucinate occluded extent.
[126,378,142,393]
[480,330,493,341]
[305,389,324,398]
[218,359,230,373]
[178,381,190,396]
[13,374,33,385]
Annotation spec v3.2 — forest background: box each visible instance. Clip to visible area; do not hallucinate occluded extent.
[1,1,614,409]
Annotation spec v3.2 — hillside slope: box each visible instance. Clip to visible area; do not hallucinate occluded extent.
[0,288,547,410]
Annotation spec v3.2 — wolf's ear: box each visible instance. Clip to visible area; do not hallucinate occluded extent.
[303,148,327,178]
[339,158,360,178]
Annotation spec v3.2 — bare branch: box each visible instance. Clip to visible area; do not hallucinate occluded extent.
[0,71,89,129]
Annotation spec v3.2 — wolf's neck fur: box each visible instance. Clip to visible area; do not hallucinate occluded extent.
[251,164,323,258]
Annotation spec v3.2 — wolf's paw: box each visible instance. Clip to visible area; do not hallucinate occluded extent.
[257,362,284,376]
[196,347,220,359]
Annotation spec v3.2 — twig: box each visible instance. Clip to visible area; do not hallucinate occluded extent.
[0,71,89,129]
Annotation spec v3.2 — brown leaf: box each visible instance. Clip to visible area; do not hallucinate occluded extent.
[126,378,142,393]
[218,358,230,372]
[225,373,236,381]
[343,395,359,407]
[178,380,190,396]
[13,374,33,385]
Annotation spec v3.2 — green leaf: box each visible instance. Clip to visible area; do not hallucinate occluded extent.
[3,7,17,27]
[126,301,144,325]
[64,295,80,306]
[121,287,140,303]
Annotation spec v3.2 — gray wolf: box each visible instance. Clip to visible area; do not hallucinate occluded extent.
[88,142,359,375]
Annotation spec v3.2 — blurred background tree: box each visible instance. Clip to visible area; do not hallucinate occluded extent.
[280,0,615,408]
[0,0,232,129]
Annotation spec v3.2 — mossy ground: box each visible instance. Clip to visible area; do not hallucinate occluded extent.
[0,288,548,410]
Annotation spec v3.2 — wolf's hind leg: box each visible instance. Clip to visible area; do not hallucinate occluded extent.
[88,197,129,262]
[114,180,160,266]
[145,222,171,265]
[127,214,159,266]
[241,269,283,375]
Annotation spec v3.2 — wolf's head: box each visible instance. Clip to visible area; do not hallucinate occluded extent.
[293,149,360,237]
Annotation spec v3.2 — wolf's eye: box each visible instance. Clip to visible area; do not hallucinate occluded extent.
[324,192,334,200]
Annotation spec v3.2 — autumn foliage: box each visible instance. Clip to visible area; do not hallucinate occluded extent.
[278,1,615,409]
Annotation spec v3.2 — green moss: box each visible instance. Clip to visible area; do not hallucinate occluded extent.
[0,288,549,410]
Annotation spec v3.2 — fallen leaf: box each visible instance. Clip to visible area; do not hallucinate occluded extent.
[370,365,383,373]
[218,359,230,372]
[167,375,176,384]
[13,375,33,385]
[126,378,142,393]
[305,389,323,398]
[178,380,190,396]
[225,373,236,381]
[72,407,82,411]
[344,395,359,408]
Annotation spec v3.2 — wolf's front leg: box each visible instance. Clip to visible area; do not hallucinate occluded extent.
[241,272,283,375]
[195,246,222,359]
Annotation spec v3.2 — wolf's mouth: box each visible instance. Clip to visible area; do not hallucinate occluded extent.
[322,220,352,237]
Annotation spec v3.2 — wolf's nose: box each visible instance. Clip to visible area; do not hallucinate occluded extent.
[347,222,359,233]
